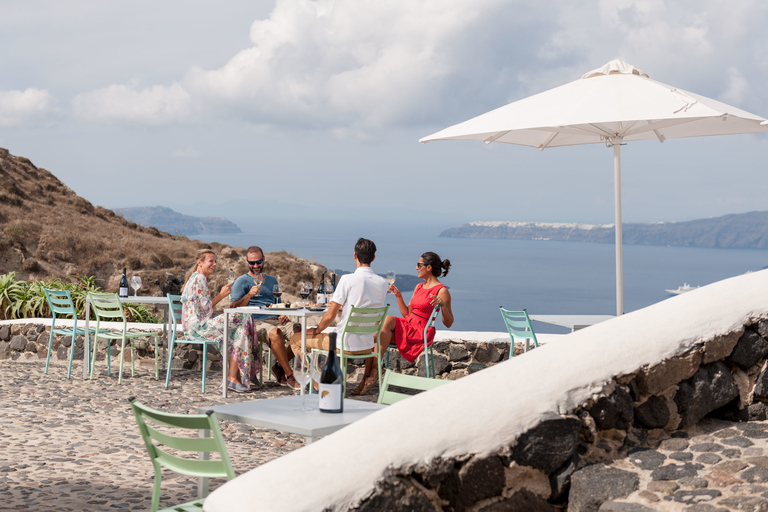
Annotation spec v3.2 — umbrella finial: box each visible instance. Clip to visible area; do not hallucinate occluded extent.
[583,59,648,79]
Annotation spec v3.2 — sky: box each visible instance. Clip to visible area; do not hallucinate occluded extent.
[2,0,768,227]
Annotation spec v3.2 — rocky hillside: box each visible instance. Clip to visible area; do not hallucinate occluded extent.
[442,211,768,249]
[0,147,325,306]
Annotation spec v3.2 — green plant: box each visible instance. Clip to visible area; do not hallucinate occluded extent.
[0,272,161,323]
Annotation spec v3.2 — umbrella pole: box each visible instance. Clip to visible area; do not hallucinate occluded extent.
[613,137,624,316]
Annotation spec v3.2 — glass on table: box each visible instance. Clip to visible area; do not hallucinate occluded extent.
[273,284,282,303]
[293,353,312,410]
[130,276,142,297]
[299,282,312,307]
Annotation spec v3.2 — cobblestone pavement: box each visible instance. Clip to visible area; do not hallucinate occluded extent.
[0,360,375,511]
[599,418,768,511]
[8,360,768,511]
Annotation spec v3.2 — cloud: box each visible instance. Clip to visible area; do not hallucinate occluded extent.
[0,88,55,127]
[64,0,768,132]
[71,82,192,125]
[171,148,202,158]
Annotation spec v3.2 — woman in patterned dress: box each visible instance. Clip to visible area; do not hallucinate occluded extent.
[181,249,257,393]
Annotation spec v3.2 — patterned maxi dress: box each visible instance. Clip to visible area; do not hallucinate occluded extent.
[181,272,258,387]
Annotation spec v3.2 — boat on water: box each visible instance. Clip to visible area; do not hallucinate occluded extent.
[665,283,700,295]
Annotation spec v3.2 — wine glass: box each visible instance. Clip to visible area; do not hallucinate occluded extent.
[253,273,264,296]
[386,271,396,293]
[293,353,312,410]
[227,269,236,285]
[272,284,282,304]
[299,282,312,307]
[130,276,142,297]
[325,281,334,303]
[310,351,325,394]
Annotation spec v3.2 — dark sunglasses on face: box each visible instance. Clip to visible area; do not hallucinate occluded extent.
[247,259,264,266]
[416,262,427,268]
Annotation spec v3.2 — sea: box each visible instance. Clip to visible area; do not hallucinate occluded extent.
[194,218,768,334]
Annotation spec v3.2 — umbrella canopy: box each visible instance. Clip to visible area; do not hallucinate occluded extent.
[421,59,768,315]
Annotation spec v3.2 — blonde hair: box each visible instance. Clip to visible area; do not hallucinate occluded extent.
[182,249,216,291]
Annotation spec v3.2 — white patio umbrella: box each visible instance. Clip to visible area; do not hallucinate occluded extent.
[420,59,768,316]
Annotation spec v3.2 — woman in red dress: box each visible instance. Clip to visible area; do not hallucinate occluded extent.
[352,251,454,395]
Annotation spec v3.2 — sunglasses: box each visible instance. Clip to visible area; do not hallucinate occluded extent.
[247,259,264,266]
[416,262,427,268]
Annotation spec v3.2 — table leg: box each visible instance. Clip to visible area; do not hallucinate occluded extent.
[222,312,229,398]
[162,304,168,366]
[83,296,91,379]
[305,435,319,445]
[198,428,210,498]
[300,316,307,355]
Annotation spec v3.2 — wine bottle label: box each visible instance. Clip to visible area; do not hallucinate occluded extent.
[317,293,326,305]
[318,382,343,412]
[119,287,128,297]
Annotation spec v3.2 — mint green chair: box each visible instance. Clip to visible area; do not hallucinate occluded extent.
[311,304,389,397]
[88,291,159,384]
[377,369,451,405]
[129,398,235,512]
[499,307,539,358]
[43,288,103,379]
[385,304,442,378]
[166,294,221,393]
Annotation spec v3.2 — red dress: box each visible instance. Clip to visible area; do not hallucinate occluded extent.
[394,283,445,362]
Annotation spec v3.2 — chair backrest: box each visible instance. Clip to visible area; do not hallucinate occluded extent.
[424,304,441,337]
[89,292,127,322]
[499,307,537,341]
[339,304,389,353]
[43,288,78,318]
[377,369,451,405]
[129,398,235,510]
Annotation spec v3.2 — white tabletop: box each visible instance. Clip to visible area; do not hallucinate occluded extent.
[529,314,614,330]
[117,296,169,304]
[200,395,385,439]
[224,306,326,317]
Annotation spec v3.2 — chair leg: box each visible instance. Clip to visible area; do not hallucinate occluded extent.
[165,338,176,388]
[67,331,76,379]
[202,344,208,393]
[118,337,127,384]
[429,346,436,379]
[153,335,159,381]
[90,335,99,379]
[45,327,54,374]
[340,356,347,397]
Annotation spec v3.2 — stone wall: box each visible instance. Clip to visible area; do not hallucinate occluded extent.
[347,319,768,511]
[0,322,515,377]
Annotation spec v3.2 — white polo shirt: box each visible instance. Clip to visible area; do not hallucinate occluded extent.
[330,266,389,352]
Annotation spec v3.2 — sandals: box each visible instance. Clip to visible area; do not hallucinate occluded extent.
[271,363,287,385]
[351,376,378,396]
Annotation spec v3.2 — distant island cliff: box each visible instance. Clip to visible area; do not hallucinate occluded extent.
[440,211,768,249]
[115,206,241,236]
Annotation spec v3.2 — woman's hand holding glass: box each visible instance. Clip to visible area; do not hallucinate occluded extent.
[388,284,402,298]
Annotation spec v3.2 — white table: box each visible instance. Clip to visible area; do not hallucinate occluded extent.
[197,394,385,496]
[222,306,326,397]
[529,314,614,332]
[82,295,170,379]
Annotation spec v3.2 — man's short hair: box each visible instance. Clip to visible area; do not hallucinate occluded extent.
[354,238,376,264]
[246,246,264,258]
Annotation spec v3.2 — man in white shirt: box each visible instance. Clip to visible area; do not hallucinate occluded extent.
[289,238,388,395]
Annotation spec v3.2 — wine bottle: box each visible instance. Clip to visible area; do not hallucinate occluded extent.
[319,333,343,413]
[119,268,129,298]
[316,272,326,305]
